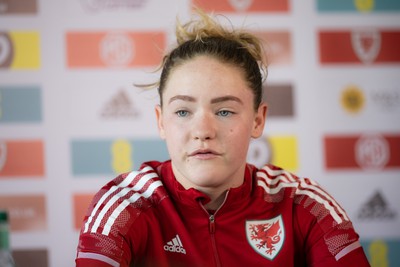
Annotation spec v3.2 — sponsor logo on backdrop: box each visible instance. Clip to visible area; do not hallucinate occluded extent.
[263,84,294,117]
[0,31,40,69]
[80,0,147,12]
[71,138,169,175]
[229,0,252,11]
[73,193,95,230]
[324,134,400,170]
[354,0,375,11]
[0,32,13,67]
[0,86,42,123]
[358,191,396,220]
[192,0,289,13]
[247,137,272,168]
[100,32,134,67]
[317,0,400,12]
[248,135,298,171]
[0,140,45,177]
[101,89,139,118]
[0,0,37,14]
[340,85,400,114]
[254,31,292,66]
[351,29,381,64]
[361,239,400,267]
[340,85,365,114]
[66,31,165,68]
[0,195,47,231]
[13,249,48,267]
[371,87,400,112]
[319,29,400,64]
[355,135,389,169]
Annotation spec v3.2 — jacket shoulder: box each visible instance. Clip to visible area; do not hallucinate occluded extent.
[81,164,168,236]
[255,165,363,262]
[255,164,349,225]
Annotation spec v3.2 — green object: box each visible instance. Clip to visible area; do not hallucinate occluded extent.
[0,210,14,267]
[0,210,8,222]
[0,210,10,249]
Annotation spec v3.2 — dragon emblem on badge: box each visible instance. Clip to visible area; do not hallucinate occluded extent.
[246,215,285,260]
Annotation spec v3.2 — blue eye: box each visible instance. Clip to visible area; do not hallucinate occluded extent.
[217,110,233,117]
[176,110,189,117]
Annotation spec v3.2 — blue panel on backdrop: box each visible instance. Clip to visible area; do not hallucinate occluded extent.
[71,139,169,176]
[0,86,42,123]
[317,0,400,12]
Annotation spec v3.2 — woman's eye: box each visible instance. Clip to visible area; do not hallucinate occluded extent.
[176,110,189,117]
[217,110,233,117]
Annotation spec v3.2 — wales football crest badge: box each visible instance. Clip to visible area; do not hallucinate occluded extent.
[246,215,285,260]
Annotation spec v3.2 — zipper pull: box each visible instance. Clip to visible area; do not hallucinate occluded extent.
[209,214,215,234]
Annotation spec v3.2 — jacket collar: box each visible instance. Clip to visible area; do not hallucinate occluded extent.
[142,160,255,210]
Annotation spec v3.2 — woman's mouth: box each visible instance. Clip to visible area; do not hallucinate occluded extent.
[189,149,221,159]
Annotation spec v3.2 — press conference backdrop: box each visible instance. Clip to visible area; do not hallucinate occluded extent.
[0,0,399,266]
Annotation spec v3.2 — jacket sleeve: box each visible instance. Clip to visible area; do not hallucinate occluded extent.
[75,173,136,267]
[293,178,371,267]
[74,166,160,267]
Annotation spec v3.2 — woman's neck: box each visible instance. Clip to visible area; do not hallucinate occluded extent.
[203,190,228,211]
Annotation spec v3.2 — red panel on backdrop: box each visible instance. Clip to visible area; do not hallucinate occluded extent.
[319,29,400,64]
[192,0,289,13]
[325,134,400,170]
[66,31,166,68]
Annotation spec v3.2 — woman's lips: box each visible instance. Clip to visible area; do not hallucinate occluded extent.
[189,149,221,159]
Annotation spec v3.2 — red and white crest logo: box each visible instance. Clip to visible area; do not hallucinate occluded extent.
[229,0,253,11]
[351,29,381,64]
[246,215,285,260]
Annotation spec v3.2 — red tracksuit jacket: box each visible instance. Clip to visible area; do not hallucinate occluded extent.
[76,160,370,267]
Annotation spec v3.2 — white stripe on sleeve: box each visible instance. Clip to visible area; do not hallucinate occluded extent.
[77,252,119,267]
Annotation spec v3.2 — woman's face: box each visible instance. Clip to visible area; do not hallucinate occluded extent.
[156,55,267,193]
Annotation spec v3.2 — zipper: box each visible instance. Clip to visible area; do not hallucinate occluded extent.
[209,214,215,234]
[199,192,230,267]
[209,214,221,267]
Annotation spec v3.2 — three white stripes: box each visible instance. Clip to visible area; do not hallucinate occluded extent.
[167,235,183,247]
[257,166,349,224]
[84,166,161,235]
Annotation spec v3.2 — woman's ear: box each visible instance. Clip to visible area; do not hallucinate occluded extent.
[155,105,166,139]
[251,102,267,138]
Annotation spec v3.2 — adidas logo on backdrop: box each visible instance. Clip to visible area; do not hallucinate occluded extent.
[101,89,139,118]
[358,191,396,220]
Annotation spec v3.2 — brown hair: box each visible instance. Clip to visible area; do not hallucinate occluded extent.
[143,10,267,110]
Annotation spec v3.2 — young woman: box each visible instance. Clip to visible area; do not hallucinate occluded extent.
[75,11,370,267]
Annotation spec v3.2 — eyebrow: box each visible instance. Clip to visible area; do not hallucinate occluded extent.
[168,95,243,105]
[211,95,243,105]
[168,95,196,104]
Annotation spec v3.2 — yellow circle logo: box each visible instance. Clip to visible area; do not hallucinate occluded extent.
[354,0,374,12]
[341,85,365,114]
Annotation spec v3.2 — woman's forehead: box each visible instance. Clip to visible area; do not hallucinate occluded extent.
[161,56,254,105]
[165,56,247,88]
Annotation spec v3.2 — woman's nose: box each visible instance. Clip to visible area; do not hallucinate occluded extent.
[192,112,216,141]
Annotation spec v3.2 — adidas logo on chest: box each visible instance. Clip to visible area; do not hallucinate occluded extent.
[164,234,186,254]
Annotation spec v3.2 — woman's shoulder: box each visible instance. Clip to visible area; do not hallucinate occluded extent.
[83,161,170,232]
[254,163,350,226]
